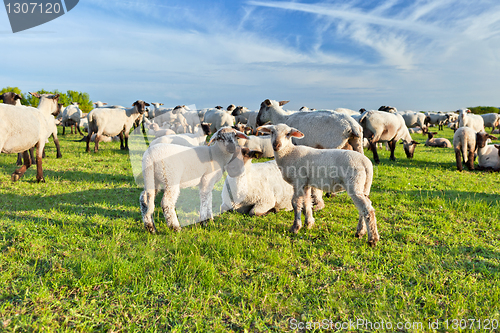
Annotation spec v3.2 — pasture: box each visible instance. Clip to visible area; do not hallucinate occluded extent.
[0,127,499,332]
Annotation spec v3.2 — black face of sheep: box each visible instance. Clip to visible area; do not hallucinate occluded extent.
[402,141,420,159]
[476,132,498,149]
[133,100,150,114]
[256,99,289,126]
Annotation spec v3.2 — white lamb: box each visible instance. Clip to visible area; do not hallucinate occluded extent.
[475,132,500,171]
[258,124,379,246]
[453,127,477,171]
[86,100,149,152]
[256,99,364,153]
[221,148,324,215]
[139,127,248,233]
[458,109,484,132]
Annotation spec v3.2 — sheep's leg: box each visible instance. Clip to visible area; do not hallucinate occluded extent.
[369,141,380,164]
[16,153,23,166]
[455,149,463,171]
[35,141,45,183]
[71,125,75,134]
[312,188,325,211]
[118,132,125,150]
[349,190,379,247]
[62,126,66,136]
[388,139,396,161]
[123,133,130,150]
[199,188,214,223]
[303,186,315,229]
[140,190,157,233]
[466,150,475,170]
[29,147,35,164]
[86,129,93,152]
[52,130,62,159]
[290,190,304,233]
[11,150,32,182]
[76,125,84,136]
[161,185,181,231]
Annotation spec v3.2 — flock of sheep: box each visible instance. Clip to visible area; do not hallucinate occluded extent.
[1,91,500,247]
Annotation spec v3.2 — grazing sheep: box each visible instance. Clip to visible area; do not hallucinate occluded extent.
[425,112,450,130]
[480,113,500,133]
[256,99,364,153]
[61,102,84,135]
[258,124,379,246]
[86,100,149,152]
[475,132,500,171]
[458,109,484,132]
[203,108,235,134]
[453,127,477,171]
[221,148,324,215]
[236,134,274,158]
[0,93,62,182]
[359,110,419,164]
[424,132,452,148]
[397,111,428,133]
[139,127,249,233]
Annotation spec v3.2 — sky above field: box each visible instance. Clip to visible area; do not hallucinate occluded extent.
[1,0,500,111]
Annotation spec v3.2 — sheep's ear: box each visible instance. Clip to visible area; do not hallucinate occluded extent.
[279,100,289,106]
[145,102,150,106]
[432,132,438,135]
[489,135,498,140]
[264,99,272,107]
[256,125,272,134]
[494,144,500,149]
[288,129,304,138]
[29,92,40,98]
[412,140,420,145]
[235,131,249,140]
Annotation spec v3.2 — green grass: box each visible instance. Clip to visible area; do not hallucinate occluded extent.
[1,128,499,332]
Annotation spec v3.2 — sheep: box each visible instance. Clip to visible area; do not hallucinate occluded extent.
[480,113,500,133]
[475,132,500,171]
[139,127,249,233]
[424,132,452,148]
[149,126,210,147]
[334,108,359,116]
[453,127,477,171]
[458,108,484,132]
[0,93,62,182]
[408,127,423,134]
[359,110,419,164]
[60,102,84,135]
[425,112,450,130]
[397,111,428,133]
[256,99,364,153]
[221,148,324,215]
[448,121,459,132]
[86,100,149,152]
[232,106,253,124]
[257,124,379,246]
[93,101,124,109]
[203,108,235,134]
[236,134,274,158]
[150,103,175,124]
[378,105,397,113]
[0,92,22,105]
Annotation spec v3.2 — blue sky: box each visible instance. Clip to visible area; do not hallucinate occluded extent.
[1,0,500,111]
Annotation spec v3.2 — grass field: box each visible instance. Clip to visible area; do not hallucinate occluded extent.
[1,128,499,332]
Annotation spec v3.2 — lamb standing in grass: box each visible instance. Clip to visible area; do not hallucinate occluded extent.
[140,127,249,233]
[453,127,477,171]
[221,148,324,215]
[258,124,379,246]
[458,108,484,132]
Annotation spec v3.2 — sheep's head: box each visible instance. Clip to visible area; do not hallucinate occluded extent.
[0,92,22,105]
[401,140,419,158]
[208,127,248,154]
[132,100,150,114]
[427,132,438,139]
[257,124,303,152]
[256,99,289,126]
[227,104,236,112]
[476,132,498,149]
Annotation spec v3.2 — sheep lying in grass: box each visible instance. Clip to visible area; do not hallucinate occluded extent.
[221,148,324,215]
[359,110,419,164]
[258,124,379,246]
[425,132,452,148]
[0,93,61,182]
[86,100,149,152]
[475,132,500,171]
[140,127,249,233]
[453,127,477,171]
[256,99,364,153]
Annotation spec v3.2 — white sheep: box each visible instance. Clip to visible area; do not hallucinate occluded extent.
[258,124,379,246]
[397,111,428,133]
[139,127,249,233]
[480,113,500,133]
[453,127,477,171]
[61,102,84,135]
[359,110,419,164]
[424,132,452,148]
[475,132,500,171]
[86,100,149,152]
[172,105,201,133]
[334,108,359,116]
[221,148,324,215]
[236,135,274,158]
[425,112,450,130]
[0,93,62,182]
[458,109,484,132]
[203,108,235,134]
[256,99,364,153]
